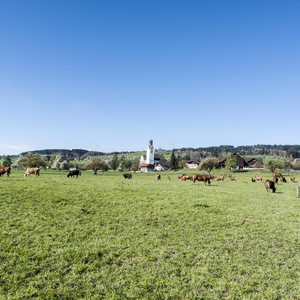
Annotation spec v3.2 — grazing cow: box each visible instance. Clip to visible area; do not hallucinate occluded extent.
[264,179,276,193]
[216,175,224,181]
[230,177,238,181]
[273,172,284,179]
[291,176,296,182]
[0,167,11,177]
[67,170,81,178]
[166,176,171,180]
[192,174,214,185]
[181,175,193,181]
[255,176,263,182]
[123,173,132,179]
[156,174,161,180]
[24,168,40,177]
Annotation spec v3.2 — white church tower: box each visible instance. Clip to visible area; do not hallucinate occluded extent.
[146,139,155,164]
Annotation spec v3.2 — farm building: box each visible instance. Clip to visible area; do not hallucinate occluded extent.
[219,154,264,169]
[185,160,200,169]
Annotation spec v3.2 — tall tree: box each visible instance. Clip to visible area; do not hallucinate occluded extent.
[225,153,237,173]
[110,154,119,170]
[1,155,12,167]
[199,157,218,175]
[169,150,178,170]
[18,153,47,169]
[265,159,280,173]
[84,157,108,175]
[131,157,140,172]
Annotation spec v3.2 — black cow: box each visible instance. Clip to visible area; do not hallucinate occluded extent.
[123,173,132,179]
[67,170,81,178]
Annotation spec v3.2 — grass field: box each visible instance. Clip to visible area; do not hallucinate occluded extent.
[1,169,300,299]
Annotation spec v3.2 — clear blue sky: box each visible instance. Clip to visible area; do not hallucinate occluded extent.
[1,0,300,155]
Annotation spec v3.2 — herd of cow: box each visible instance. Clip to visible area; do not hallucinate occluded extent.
[1,167,296,193]
[123,171,296,193]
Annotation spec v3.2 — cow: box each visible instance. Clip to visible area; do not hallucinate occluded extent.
[166,176,171,180]
[254,176,263,182]
[216,175,224,181]
[155,174,161,180]
[67,170,81,178]
[181,175,193,181]
[24,168,40,177]
[250,178,256,183]
[273,172,284,179]
[230,177,238,181]
[291,176,296,182]
[264,179,276,193]
[192,174,214,185]
[273,177,278,183]
[0,167,11,177]
[123,173,132,179]
[282,177,287,183]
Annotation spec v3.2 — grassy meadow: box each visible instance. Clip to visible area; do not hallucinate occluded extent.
[0,169,300,299]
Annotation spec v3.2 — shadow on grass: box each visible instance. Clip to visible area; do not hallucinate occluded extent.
[193,203,210,208]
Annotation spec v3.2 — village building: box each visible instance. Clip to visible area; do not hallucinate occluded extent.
[185,160,200,169]
[140,140,169,172]
[218,153,264,169]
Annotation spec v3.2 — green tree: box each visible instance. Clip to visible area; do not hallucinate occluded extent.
[84,157,109,175]
[225,153,237,173]
[265,159,280,173]
[279,158,293,175]
[110,154,119,170]
[131,157,140,172]
[1,155,12,167]
[18,153,47,169]
[119,158,132,171]
[199,157,218,175]
[170,150,178,170]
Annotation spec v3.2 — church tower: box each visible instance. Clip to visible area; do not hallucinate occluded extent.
[146,139,155,164]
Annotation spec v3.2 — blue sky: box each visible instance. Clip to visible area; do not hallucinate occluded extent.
[1,0,300,155]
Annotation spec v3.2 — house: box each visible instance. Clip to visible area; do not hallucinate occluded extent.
[185,160,200,169]
[244,157,264,168]
[218,154,248,169]
[219,154,264,169]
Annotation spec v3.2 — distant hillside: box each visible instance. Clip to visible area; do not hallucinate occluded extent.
[4,144,300,161]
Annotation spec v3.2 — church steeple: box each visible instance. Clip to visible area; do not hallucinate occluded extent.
[146,139,155,164]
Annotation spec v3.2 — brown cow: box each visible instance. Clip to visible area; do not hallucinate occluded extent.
[166,176,171,180]
[181,175,193,181]
[265,179,276,193]
[0,166,11,177]
[230,177,238,181]
[192,174,214,185]
[273,172,283,179]
[156,174,161,180]
[291,176,296,182]
[273,177,278,183]
[255,176,263,182]
[24,168,40,177]
[216,175,224,181]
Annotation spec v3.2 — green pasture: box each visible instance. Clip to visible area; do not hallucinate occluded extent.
[0,170,299,299]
